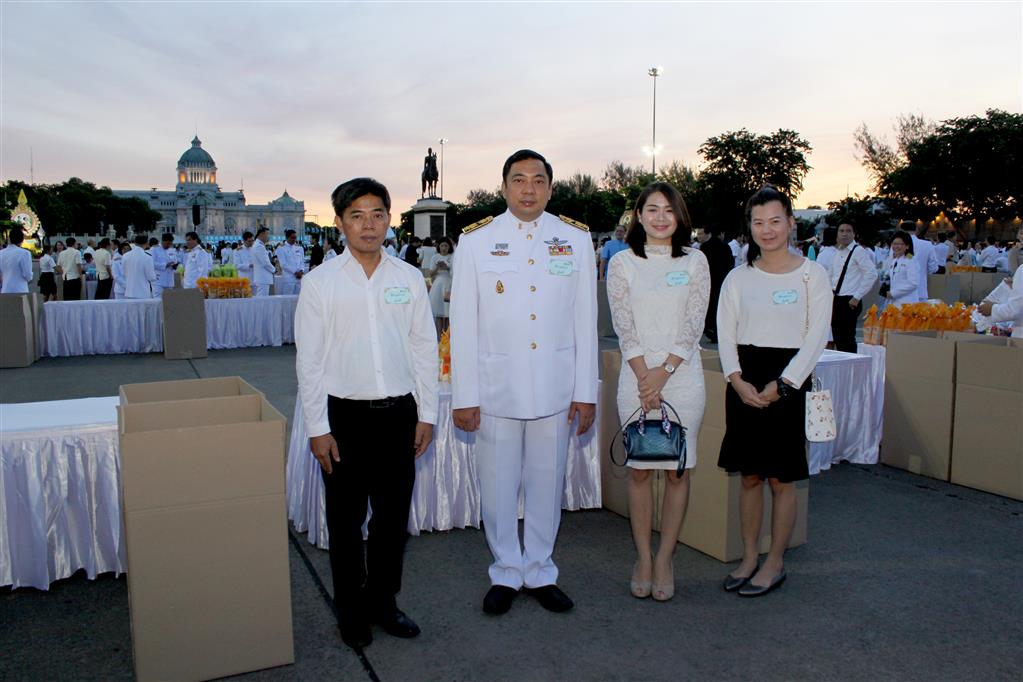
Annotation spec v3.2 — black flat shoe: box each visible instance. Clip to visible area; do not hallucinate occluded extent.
[339,622,372,649]
[722,564,759,592]
[371,608,421,638]
[738,570,787,597]
[524,585,574,613]
[483,585,519,615]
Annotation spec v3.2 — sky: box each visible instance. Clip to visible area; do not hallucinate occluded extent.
[2,1,1020,227]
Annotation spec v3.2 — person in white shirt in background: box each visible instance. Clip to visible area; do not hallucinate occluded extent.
[295,176,436,650]
[829,223,878,353]
[0,226,34,294]
[728,234,745,269]
[250,227,275,296]
[417,238,437,276]
[151,233,178,298]
[884,231,921,307]
[716,184,831,597]
[122,234,157,299]
[83,239,96,259]
[873,238,890,270]
[93,238,115,299]
[933,233,950,274]
[814,227,838,274]
[276,229,306,295]
[905,222,939,301]
[978,236,1000,272]
[56,236,85,301]
[995,241,1010,273]
[234,231,255,284]
[978,226,1023,337]
[38,244,58,301]
[182,231,212,288]
[112,242,130,299]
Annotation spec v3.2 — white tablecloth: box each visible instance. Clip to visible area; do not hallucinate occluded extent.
[0,397,125,590]
[286,385,603,549]
[41,296,299,356]
[808,345,885,474]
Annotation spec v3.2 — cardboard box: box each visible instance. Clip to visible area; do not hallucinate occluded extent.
[970,272,1003,303]
[599,350,630,519]
[927,274,961,304]
[0,294,35,368]
[119,377,293,682]
[596,280,615,337]
[955,337,1023,393]
[162,288,208,360]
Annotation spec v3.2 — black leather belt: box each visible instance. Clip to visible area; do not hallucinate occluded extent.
[336,394,412,408]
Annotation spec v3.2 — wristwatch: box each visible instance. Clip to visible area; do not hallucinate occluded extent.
[775,378,792,398]
[663,362,678,374]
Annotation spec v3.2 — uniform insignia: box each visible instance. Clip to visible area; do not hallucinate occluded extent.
[490,243,510,256]
[559,215,589,232]
[545,236,573,257]
[461,216,494,234]
[496,280,504,294]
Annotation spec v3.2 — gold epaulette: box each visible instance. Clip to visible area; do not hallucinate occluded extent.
[461,216,494,234]
[559,215,589,232]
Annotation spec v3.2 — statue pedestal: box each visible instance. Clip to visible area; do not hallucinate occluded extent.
[412,198,450,240]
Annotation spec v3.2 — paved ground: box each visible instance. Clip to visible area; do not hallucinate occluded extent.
[2,346,1021,681]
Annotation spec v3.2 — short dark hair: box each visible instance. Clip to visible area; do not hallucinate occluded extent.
[625,181,692,259]
[285,229,296,238]
[43,244,51,254]
[331,177,391,216]
[890,230,915,255]
[743,184,794,266]
[65,237,77,247]
[937,232,947,243]
[8,226,24,244]
[697,225,720,237]
[255,227,269,238]
[135,235,148,246]
[502,149,553,185]
[185,231,200,242]
[310,233,319,242]
[149,237,159,247]
[83,252,93,262]
[242,231,254,241]
[161,233,174,242]
[98,237,110,248]
[821,226,838,247]
[422,237,434,247]
[436,236,453,251]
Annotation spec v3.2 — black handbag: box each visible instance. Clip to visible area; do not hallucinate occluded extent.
[609,401,688,475]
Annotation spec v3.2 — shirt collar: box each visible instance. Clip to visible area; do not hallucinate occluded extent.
[338,247,392,269]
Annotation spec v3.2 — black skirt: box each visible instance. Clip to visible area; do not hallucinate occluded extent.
[718,345,810,482]
[39,272,57,296]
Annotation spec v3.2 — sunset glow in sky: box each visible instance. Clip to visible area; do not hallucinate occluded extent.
[2,2,1020,226]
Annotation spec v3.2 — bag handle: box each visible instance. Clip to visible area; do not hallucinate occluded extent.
[608,399,686,468]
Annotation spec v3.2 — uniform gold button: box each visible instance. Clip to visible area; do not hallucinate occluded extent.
[528,258,534,265]
[530,314,536,320]
[531,342,537,350]
[526,234,533,240]
[530,285,536,292]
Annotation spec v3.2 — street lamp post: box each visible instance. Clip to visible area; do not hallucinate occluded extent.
[647,66,662,175]
[438,138,449,199]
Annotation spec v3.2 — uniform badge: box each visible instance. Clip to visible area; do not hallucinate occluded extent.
[496,280,504,294]
[490,243,510,257]
[545,236,573,257]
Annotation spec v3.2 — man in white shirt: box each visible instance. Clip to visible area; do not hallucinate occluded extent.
[56,237,85,300]
[450,149,598,616]
[250,227,275,296]
[93,238,114,299]
[234,232,254,283]
[978,236,1000,272]
[933,233,950,274]
[728,234,744,269]
[182,231,212,288]
[151,233,178,298]
[295,177,436,650]
[829,223,878,353]
[0,227,34,294]
[275,229,306,295]
[905,222,939,301]
[122,235,157,299]
[83,239,96,258]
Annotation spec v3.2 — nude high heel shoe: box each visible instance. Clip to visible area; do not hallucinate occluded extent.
[652,562,675,602]
[631,561,652,599]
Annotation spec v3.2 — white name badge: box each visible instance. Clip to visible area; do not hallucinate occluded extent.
[666,271,690,286]
[548,260,573,276]
[384,287,411,304]
[772,289,799,305]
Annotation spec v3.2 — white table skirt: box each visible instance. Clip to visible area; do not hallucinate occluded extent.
[286,385,603,549]
[0,397,125,590]
[41,296,299,357]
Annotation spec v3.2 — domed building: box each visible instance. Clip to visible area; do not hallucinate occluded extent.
[115,136,305,240]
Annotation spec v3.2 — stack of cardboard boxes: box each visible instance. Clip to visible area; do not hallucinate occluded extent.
[0,293,44,368]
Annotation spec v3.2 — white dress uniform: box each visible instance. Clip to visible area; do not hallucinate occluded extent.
[111,254,126,299]
[251,240,275,297]
[0,244,33,294]
[450,210,598,590]
[122,245,157,299]
[183,247,212,288]
[276,242,306,295]
[887,255,921,306]
[151,245,178,298]
[234,246,253,283]
[985,264,1023,338]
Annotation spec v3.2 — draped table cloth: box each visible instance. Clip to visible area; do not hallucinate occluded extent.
[286,385,604,550]
[41,295,299,356]
[0,397,124,590]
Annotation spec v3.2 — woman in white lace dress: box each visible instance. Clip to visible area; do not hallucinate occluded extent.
[607,182,710,602]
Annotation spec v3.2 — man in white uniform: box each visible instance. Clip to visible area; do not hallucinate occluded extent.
[123,235,157,299]
[450,149,598,615]
[906,222,939,301]
[0,227,33,293]
[276,229,306,295]
[182,231,212,288]
[151,233,179,298]
[251,227,275,297]
[234,232,255,284]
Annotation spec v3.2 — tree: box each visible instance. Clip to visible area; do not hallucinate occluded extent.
[825,195,898,247]
[601,161,654,198]
[656,160,698,197]
[854,113,935,192]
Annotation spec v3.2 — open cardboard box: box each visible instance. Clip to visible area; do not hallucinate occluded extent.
[118,377,293,682]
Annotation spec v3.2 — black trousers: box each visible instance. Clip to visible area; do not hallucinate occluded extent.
[831,295,862,353]
[324,393,417,626]
[704,284,722,343]
[982,266,997,273]
[95,278,113,300]
[63,278,82,301]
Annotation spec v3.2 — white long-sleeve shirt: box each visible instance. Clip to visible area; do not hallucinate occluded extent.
[183,247,212,288]
[294,248,439,438]
[830,243,878,300]
[250,240,275,285]
[151,246,178,288]
[888,255,920,305]
[0,245,33,293]
[986,264,1023,338]
[122,245,157,299]
[910,236,939,301]
[716,259,833,388]
[978,245,1000,268]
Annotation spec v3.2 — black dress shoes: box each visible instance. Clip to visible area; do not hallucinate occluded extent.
[738,569,787,597]
[339,622,372,649]
[525,585,574,613]
[722,564,759,592]
[482,585,519,615]
[371,608,421,638]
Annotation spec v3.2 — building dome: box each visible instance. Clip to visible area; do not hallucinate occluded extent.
[178,136,215,168]
[270,189,299,207]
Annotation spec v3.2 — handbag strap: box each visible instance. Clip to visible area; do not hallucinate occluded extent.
[833,244,857,295]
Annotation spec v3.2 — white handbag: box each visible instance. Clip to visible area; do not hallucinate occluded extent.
[802,267,837,442]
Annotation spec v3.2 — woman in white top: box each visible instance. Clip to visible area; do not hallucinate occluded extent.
[608,182,710,602]
[716,185,832,597]
[426,237,454,334]
[884,231,921,307]
[38,245,58,301]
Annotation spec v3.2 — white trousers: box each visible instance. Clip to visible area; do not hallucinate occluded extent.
[276,279,300,296]
[253,284,270,297]
[151,282,163,299]
[476,410,570,589]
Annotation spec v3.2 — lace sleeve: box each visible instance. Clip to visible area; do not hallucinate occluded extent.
[606,254,644,360]
[670,250,710,363]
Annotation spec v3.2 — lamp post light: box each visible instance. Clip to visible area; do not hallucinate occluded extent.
[647,66,662,175]
[438,137,449,199]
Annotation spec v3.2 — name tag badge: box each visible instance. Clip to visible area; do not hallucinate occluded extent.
[666,271,690,286]
[384,287,411,304]
[772,289,799,305]
[548,259,573,277]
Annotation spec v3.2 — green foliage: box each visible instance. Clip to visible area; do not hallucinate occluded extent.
[825,195,898,247]
[854,114,935,192]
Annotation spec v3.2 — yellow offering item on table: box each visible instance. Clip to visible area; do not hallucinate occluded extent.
[438,328,451,381]
[863,302,976,345]
[949,265,981,273]
[196,277,252,298]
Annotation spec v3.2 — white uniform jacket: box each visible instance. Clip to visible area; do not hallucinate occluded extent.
[151,246,178,288]
[251,241,275,285]
[183,247,212,288]
[122,245,157,299]
[277,243,306,281]
[450,210,598,419]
